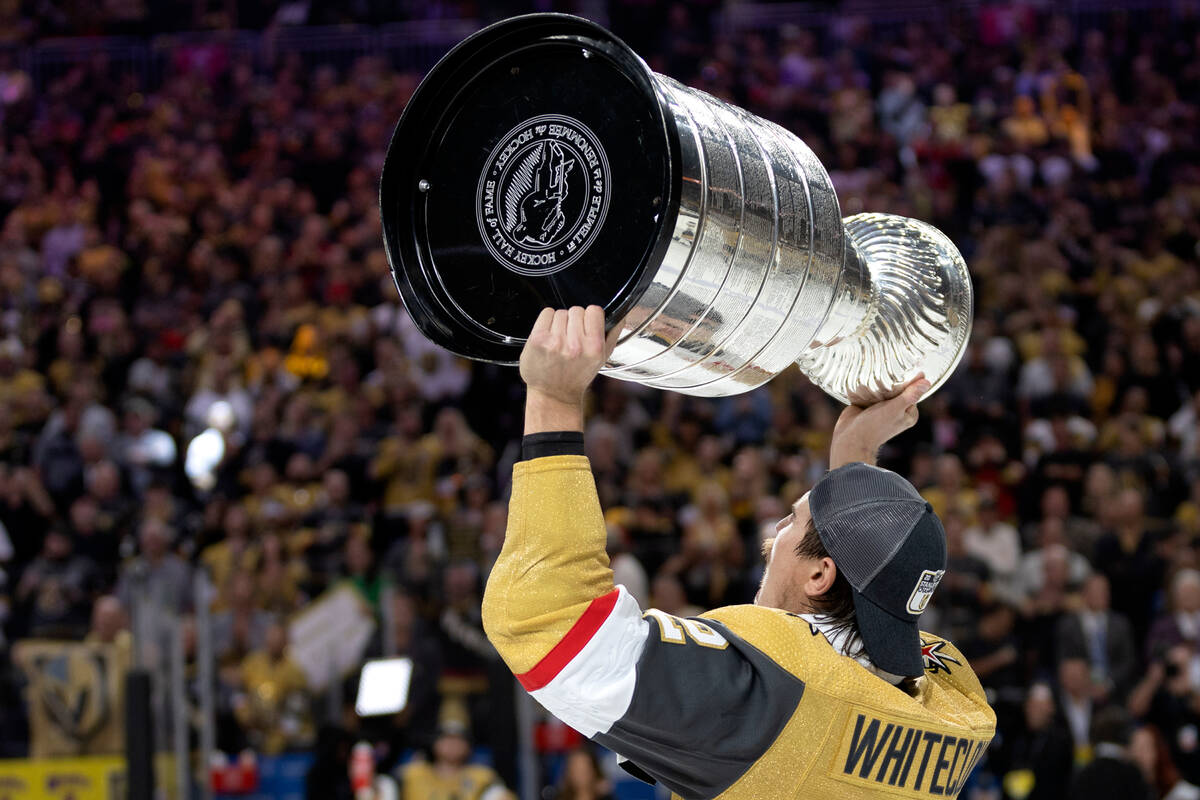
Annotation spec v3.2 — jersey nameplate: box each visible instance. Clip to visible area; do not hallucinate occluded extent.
[829,712,987,796]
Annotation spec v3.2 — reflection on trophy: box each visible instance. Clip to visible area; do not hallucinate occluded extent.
[379,13,972,404]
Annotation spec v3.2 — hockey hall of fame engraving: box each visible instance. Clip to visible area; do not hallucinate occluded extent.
[476,114,612,277]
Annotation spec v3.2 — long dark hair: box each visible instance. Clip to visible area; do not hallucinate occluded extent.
[796,518,923,693]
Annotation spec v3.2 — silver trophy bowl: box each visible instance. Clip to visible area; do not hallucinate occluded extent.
[380,14,972,404]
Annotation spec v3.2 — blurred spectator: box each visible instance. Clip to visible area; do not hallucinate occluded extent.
[30,385,88,506]
[1024,411,1095,511]
[211,570,275,666]
[1068,706,1154,800]
[663,480,743,608]
[649,572,702,619]
[1058,657,1102,763]
[1003,96,1050,150]
[1018,525,1091,603]
[1128,645,1200,785]
[993,683,1074,800]
[305,469,361,529]
[69,496,118,587]
[553,747,615,800]
[437,561,495,691]
[83,459,131,537]
[0,465,53,570]
[200,504,257,595]
[1056,574,1137,700]
[340,532,388,615]
[922,454,979,520]
[114,397,176,496]
[1023,484,1101,561]
[363,589,442,755]
[115,517,192,616]
[964,493,1021,599]
[234,622,312,755]
[1130,724,1200,800]
[85,594,130,650]
[184,358,252,442]
[936,509,991,644]
[1149,569,1200,661]
[1094,489,1166,643]
[961,602,1023,704]
[396,701,514,800]
[15,528,98,638]
[878,72,925,146]
[714,390,772,447]
[256,532,304,614]
[618,449,678,579]
[1017,328,1093,408]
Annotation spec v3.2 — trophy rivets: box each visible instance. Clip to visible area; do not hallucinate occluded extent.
[510,66,519,75]
[418,179,431,192]
[651,195,661,207]
[582,49,591,59]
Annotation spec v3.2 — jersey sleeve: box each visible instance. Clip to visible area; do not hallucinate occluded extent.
[594,611,806,799]
[481,453,806,799]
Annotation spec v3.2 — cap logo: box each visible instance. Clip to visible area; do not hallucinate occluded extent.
[906,569,944,615]
[476,114,611,277]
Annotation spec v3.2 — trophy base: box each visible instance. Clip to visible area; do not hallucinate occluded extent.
[797,213,974,406]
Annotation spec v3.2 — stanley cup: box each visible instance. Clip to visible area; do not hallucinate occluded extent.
[379,14,973,404]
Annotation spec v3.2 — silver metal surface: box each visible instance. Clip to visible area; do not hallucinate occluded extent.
[798,214,974,404]
[601,75,973,403]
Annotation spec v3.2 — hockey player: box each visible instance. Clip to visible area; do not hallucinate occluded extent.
[482,306,996,799]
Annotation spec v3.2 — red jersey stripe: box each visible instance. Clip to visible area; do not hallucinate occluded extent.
[516,588,621,691]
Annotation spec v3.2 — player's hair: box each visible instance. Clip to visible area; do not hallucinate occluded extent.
[794,517,860,656]
[796,517,923,694]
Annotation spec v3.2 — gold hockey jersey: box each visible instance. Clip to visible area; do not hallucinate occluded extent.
[482,454,996,800]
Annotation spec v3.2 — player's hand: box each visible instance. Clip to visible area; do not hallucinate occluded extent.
[519,305,621,407]
[829,374,931,469]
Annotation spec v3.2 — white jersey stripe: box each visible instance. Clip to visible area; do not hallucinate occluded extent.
[529,585,649,737]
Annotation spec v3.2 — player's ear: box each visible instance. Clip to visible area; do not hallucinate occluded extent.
[803,556,837,597]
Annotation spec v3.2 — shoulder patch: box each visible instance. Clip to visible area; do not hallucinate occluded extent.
[921,638,961,675]
[907,570,945,615]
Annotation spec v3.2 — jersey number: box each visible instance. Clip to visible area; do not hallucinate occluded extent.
[643,609,729,649]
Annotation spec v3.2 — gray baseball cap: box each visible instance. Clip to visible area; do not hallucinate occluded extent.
[809,462,947,677]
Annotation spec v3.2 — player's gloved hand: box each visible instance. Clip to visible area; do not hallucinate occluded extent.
[829,374,931,469]
[519,306,621,433]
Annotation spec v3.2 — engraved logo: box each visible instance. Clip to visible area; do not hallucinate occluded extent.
[476,114,610,276]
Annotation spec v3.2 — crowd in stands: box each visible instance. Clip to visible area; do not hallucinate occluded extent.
[1,1,1199,798]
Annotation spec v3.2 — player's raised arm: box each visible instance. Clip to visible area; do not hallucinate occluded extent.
[480,305,641,735]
